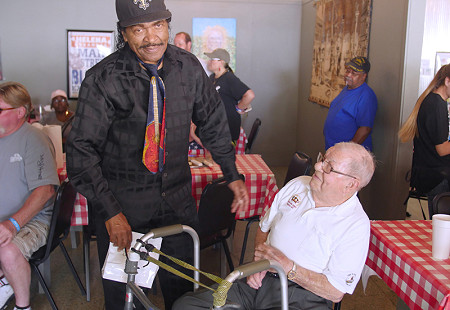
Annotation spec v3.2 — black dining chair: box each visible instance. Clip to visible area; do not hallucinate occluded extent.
[283,151,313,186]
[245,118,262,154]
[198,175,245,272]
[432,192,450,215]
[403,169,427,219]
[29,180,86,310]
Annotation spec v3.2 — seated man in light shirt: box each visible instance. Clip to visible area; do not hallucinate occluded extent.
[0,82,59,310]
[173,142,375,309]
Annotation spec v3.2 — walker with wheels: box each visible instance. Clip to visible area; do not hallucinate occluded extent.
[123,224,288,310]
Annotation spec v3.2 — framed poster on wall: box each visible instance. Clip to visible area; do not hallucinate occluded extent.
[67,30,114,99]
[192,18,236,70]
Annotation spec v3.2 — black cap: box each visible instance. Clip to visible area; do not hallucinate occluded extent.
[345,56,371,73]
[116,0,172,28]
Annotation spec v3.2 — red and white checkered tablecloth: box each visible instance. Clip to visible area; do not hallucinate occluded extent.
[365,220,450,310]
[191,154,278,219]
[64,152,276,225]
[58,167,88,226]
[188,127,248,156]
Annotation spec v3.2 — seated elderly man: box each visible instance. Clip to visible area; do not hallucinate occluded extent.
[173,142,375,310]
[0,82,59,310]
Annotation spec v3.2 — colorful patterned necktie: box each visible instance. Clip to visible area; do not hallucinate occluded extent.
[141,58,166,173]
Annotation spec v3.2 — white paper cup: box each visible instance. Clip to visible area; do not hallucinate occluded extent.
[432,214,450,260]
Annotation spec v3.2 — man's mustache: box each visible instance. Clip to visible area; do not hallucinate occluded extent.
[140,43,163,49]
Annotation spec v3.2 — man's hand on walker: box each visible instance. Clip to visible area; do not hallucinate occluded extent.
[105,212,132,251]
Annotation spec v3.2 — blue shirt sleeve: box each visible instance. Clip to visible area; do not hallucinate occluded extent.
[355,85,377,128]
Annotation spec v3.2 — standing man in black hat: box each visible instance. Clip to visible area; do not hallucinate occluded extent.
[323,56,378,151]
[66,0,249,309]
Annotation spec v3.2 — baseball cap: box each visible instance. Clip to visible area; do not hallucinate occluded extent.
[116,0,172,28]
[51,89,67,101]
[204,49,230,64]
[345,56,371,73]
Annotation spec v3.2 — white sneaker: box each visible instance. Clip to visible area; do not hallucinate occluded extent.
[0,282,14,310]
[13,307,31,310]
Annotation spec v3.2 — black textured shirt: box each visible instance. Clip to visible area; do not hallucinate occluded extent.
[66,44,239,222]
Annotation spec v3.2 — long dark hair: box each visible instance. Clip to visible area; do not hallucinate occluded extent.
[225,63,233,73]
[116,22,126,50]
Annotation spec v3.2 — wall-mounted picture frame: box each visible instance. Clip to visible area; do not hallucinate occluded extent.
[67,30,115,99]
[192,18,237,71]
[435,52,450,74]
[309,0,373,108]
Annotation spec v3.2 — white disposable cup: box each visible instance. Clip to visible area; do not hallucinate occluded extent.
[432,214,450,260]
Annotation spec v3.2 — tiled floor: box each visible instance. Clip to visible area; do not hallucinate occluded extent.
[4,166,424,310]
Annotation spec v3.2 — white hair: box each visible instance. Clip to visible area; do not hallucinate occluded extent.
[334,142,376,189]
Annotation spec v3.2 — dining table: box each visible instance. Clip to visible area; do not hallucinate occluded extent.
[65,153,278,228]
[188,126,248,156]
[364,220,450,310]
[190,154,279,220]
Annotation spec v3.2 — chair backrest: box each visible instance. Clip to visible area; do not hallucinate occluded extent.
[245,118,262,153]
[432,192,450,215]
[197,175,245,243]
[283,152,312,186]
[30,180,77,264]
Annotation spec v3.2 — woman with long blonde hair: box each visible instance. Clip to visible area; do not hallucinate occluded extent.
[398,64,450,217]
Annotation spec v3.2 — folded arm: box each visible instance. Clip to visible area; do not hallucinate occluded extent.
[351,126,371,145]
[237,89,255,114]
[435,140,450,156]
[246,228,270,289]
[247,227,344,302]
[253,243,344,303]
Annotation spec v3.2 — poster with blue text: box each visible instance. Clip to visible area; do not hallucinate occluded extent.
[67,30,114,98]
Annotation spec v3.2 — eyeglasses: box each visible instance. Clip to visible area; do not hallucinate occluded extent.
[317,152,358,179]
[52,98,67,104]
[0,107,19,115]
[210,58,221,61]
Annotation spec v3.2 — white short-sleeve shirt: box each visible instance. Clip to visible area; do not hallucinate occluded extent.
[260,176,370,294]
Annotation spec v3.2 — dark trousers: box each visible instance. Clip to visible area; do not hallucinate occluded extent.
[96,201,198,310]
[173,273,333,310]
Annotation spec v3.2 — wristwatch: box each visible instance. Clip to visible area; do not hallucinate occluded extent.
[287,262,297,280]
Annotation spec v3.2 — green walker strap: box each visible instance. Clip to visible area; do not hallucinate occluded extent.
[140,246,236,307]
[151,247,224,284]
[213,280,233,307]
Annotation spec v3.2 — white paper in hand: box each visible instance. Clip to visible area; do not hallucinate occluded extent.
[101,232,163,288]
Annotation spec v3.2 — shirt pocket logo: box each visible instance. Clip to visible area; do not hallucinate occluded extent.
[287,194,301,209]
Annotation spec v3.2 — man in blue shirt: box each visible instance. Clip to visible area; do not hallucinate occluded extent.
[323,56,378,151]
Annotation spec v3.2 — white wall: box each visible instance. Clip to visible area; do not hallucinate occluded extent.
[0,0,302,166]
